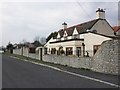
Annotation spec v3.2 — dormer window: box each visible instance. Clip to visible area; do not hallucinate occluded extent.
[63,30,68,37]
[56,32,61,41]
[72,28,79,39]
[57,32,60,38]
[73,27,78,35]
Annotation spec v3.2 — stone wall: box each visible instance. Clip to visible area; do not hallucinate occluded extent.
[43,55,92,69]
[91,39,120,75]
[13,39,119,75]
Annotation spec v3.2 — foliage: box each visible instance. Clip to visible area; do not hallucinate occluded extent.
[46,32,58,42]
[40,37,46,45]
[6,43,13,50]
[33,40,42,47]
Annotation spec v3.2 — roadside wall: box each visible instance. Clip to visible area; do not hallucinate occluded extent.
[43,55,92,69]
[13,48,92,69]
[13,39,119,75]
[13,47,39,60]
[91,39,120,75]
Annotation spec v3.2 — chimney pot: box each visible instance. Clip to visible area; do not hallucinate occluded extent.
[96,8,105,19]
[62,22,67,29]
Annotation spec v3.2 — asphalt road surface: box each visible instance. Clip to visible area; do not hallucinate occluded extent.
[2,55,119,88]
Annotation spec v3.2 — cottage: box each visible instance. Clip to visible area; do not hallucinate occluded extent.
[45,8,115,57]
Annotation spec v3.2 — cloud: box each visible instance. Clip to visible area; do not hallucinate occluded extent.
[1,1,118,46]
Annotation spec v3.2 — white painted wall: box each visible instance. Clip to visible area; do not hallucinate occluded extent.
[45,19,114,56]
[96,12,105,19]
[83,33,112,56]
[45,40,83,55]
[45,32,112,56]
[91,20,114,36]
[63,30,68,37]
[57,33,60,38]
[73,28,78,35]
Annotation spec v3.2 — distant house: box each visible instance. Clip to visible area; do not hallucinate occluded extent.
[44,8,116,57]
[14,43,36,53]
[26,43,36,53]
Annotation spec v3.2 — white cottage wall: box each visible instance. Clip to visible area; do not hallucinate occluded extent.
[91,20,114,36]
[83,33,112,56]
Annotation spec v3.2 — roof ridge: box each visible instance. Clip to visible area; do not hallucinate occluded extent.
[55,18,105,38]
[64,18,101,30]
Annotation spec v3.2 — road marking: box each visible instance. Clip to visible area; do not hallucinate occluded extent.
[60,70,120,88]
[9,55,119,88]
[28,60,120,88]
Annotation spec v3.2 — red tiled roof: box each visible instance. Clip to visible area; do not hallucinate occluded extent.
[113,26,120,32]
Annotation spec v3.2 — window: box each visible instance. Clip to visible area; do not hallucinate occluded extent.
[51,48,56,54]
[66,47,73,55]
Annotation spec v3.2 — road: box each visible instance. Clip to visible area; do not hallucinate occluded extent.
[2,55,119,88]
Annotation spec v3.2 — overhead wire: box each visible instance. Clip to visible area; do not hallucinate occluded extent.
[76,0,92,20]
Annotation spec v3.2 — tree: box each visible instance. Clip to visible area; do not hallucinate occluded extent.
[6,42,13,53]
[34,36,40,42]
[33,36,46,46]
[40,37,46,45]
[32,36,41,47]
[6,42,13,50]
[46,32,58,42]
[33,40,42,47]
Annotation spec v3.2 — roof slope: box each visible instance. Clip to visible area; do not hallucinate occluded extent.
[54,19,101,39]
[58,29,64,38]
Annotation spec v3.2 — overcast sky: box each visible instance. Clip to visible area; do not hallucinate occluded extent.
[0,0,119,46]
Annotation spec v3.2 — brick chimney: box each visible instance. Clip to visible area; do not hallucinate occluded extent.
[96,8,105,19]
